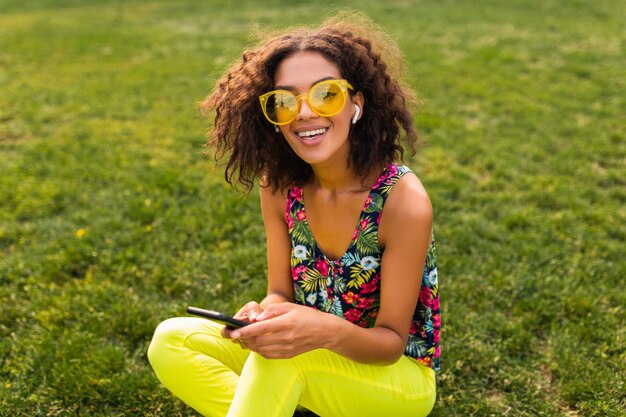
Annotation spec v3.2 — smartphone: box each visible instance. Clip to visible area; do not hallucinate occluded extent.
[186,306,251,329]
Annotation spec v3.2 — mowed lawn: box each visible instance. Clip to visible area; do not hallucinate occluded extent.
[0,0,624,416]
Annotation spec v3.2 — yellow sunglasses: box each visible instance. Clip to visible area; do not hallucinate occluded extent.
[259,79,354,126]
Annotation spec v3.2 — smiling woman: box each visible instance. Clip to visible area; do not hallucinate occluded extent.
[201,12,418,192]
[147,11,440,417]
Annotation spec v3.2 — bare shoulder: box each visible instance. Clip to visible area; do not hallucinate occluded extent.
[385,172,432,218]
[259,179,289,218]
[379,172,433,243]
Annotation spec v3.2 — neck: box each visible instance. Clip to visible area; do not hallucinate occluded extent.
[309,160,383,194]
[310,162,357,192]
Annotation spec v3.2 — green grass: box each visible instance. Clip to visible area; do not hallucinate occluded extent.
[1,0,624,416]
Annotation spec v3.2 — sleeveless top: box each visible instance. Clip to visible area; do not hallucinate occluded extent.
[285,163,440,371]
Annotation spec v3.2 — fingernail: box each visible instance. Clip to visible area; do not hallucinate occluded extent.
[231,331,240,339]
[249,312,257,320]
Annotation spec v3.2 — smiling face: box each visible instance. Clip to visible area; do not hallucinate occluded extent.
[273,51,363,170]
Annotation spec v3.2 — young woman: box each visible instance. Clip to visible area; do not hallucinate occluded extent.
[148,13,440,417]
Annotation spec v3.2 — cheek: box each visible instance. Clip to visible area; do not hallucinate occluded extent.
[343,103,357,125]
[331,104,352,125]
[332,111,353,133]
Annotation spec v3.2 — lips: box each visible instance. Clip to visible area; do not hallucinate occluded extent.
[294,126,330,145]
[296,127,328,140]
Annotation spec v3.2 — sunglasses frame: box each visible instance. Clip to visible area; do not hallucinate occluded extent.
[259,79,355,126]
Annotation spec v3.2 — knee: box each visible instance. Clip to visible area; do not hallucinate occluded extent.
[147,317,187,369]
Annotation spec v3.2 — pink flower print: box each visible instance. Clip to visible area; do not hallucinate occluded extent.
[433,330,440,343]
[352,228,358,241]
[286,214,294,229]
[409,322,417,334]
[291,265,306,280]
[296,210,306,221]
[359,218,369,231]
[315,258,329,277]
[360,274,380,294]
[374,165,393,188]
[344,308,362,323]
[419,286,432,307]
[432,297,440,311]
[433,314,441,328]
[434,346,440,358]
[376,211,382,225]
[356,297,374,309]
[290,187,303,201]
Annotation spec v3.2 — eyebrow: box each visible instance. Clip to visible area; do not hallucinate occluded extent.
[274,76,336,91]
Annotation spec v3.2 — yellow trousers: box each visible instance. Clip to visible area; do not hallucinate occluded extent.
[148,317,436,417]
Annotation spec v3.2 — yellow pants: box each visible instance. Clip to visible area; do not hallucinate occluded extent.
[148,317,436,417]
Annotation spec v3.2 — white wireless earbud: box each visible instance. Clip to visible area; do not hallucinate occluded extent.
[351,105,361,125]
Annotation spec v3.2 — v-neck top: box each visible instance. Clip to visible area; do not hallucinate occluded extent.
[285,163,441,371]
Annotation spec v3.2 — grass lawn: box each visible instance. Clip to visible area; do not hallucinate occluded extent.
[0,0,624,415]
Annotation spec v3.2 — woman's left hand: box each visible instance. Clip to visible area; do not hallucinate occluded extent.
[229,302,330,359]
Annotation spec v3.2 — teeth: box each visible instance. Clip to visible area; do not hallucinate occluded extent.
[297,128,326,138]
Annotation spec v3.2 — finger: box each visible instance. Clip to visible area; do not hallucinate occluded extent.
[233,302,256,319]
[229,337,247,349]
[230,317,286,339]
[256,302,292,321]
[235,338,248,350]
[221,326,234,339]
[246,303,264,321]
[235,301,264,321]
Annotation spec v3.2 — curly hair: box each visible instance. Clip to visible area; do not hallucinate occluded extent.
[200,11,419,191]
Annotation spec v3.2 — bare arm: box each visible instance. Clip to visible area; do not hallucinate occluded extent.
[259,182,294,306]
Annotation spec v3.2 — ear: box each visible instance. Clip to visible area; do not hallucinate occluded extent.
[351,92,364,124]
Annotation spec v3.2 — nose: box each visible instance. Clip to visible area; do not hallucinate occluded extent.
[295,96,318,121]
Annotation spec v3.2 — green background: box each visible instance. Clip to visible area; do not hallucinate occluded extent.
[1,0,624,415]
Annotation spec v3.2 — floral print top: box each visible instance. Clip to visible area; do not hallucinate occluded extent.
[286,163,440,371]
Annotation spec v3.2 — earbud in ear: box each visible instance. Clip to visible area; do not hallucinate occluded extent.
[351,105,361,125]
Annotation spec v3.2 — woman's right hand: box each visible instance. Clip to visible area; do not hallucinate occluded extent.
[221,301,264,339]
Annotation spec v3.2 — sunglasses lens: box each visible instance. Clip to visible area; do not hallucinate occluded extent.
[310,81,346,116]
[265,92,297,124]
